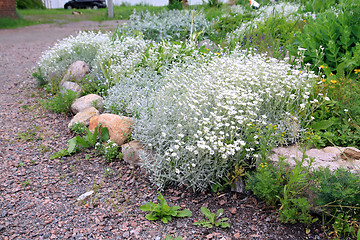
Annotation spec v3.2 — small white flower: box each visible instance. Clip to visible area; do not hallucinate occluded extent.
[162,132,167,137]
[344,109,348,112]
[324,97,330,101]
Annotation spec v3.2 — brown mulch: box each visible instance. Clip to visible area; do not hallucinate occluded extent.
[0,22,326,240]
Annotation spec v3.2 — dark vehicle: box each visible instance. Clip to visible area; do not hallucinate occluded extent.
[64,0,106,9]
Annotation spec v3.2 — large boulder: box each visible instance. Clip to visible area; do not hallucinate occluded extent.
[71,94,103,114]
[121,141,144,168]
[68,107,99,129]
[60,61,90,86]
[270,145,360,173]
[89,114,133,146]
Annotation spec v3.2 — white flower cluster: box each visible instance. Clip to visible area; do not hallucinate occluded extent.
[38,31,111,83]
[92,36,149,86]
[134,48,319,190]
[124,9,214,41]
[103,40,213,116]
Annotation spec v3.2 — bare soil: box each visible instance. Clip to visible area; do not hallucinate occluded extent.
[0,22,326,239]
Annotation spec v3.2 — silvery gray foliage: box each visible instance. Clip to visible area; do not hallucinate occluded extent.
[103,40,214,117]
[103,67,163,116]
[38,31,111,83]
[124,9,214,41]
[92,36,149,86]
[134,48,323,191]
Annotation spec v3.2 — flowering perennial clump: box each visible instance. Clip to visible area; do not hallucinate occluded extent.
[134,48,320,190]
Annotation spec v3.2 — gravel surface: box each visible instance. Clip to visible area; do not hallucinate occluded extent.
[0,21,325,240]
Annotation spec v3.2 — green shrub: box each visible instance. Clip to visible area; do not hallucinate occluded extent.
[225,2,303,56]
[246,152,316,225]
[246,161,284,205]
[241,14,301,58]
[16,0,45,9]
[311,167,360,238]
[290,7,360,75]
[309,76,360,147]
[45,89,77,114]
[311,167,360,218]
[299,0,360,13]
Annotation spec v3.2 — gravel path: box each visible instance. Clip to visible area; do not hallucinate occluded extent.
[0,21,325,239]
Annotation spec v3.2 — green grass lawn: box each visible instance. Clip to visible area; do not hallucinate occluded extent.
[0,5,166,29]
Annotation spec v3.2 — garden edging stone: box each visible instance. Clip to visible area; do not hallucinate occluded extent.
[89,114,133,146]
[68,107,100,129]
[71,94,103,114]
[60,60,90,86]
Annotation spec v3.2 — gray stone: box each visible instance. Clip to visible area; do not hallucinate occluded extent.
[230,177,245,193]
[77,190,94,201]
[121,141,143,168]
[61,60,90,85]
[305,149,338,162]
[60,81,81,95]
[71,94,103,114]
[323,146,345,159]
[68,107,99,129]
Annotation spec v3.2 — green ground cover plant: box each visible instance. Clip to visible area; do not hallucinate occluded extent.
[95,140,123,163]
[45,89,77,114]
[164,235,182,240]
[140,192,192,223]
[311,167,360,238]
[246,152,316,225]
[308,74,360,147]
[193,207,230,228]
